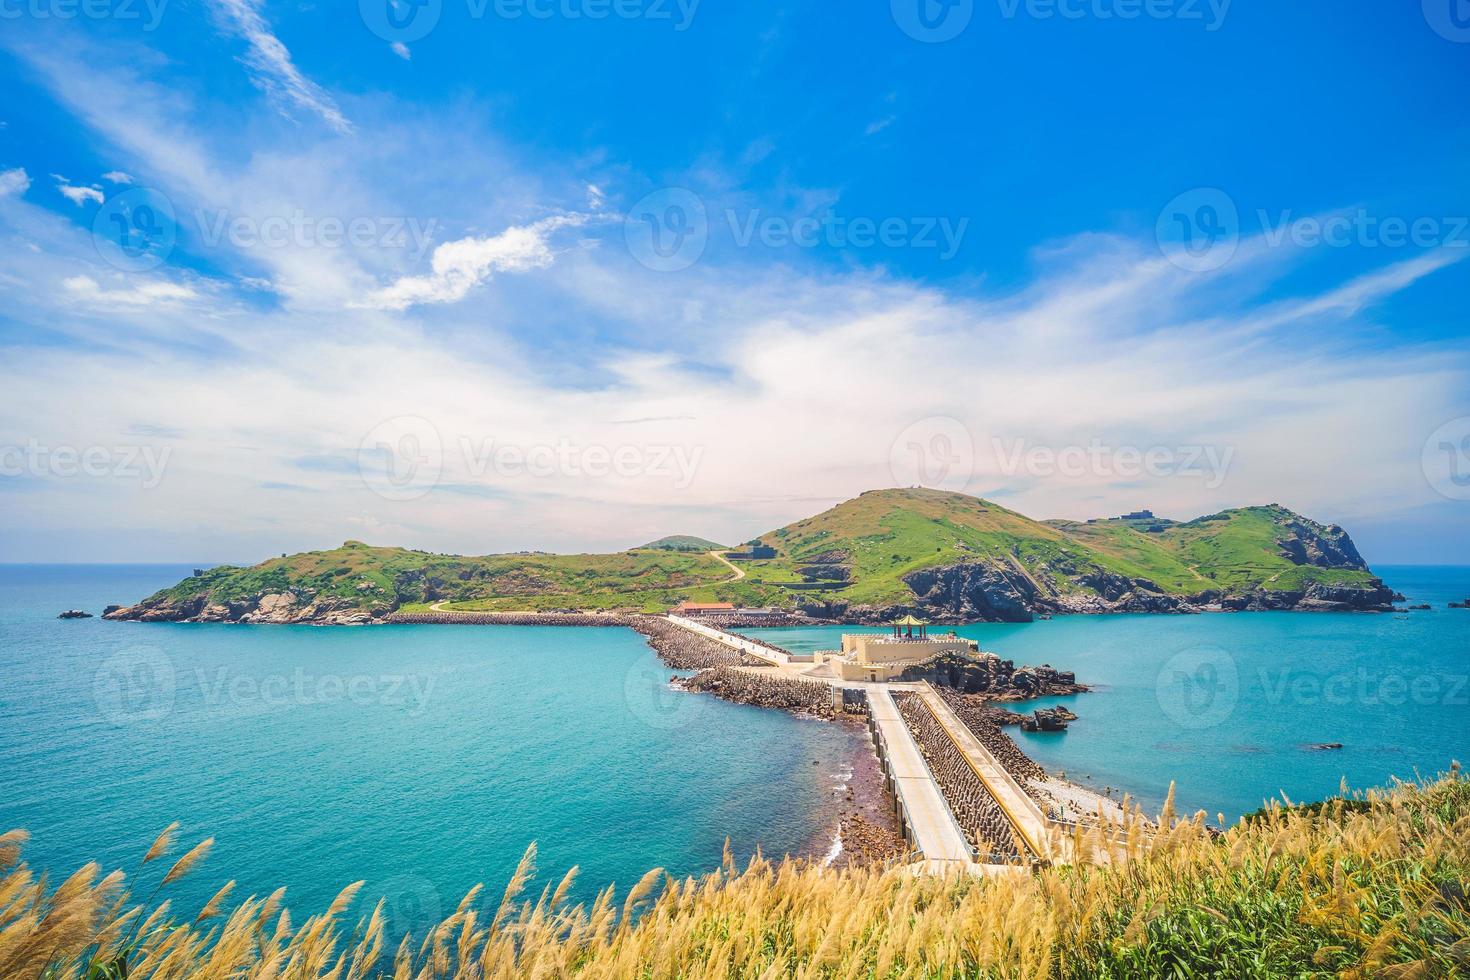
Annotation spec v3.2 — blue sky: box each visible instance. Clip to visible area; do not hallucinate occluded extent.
[0,0,1467,563]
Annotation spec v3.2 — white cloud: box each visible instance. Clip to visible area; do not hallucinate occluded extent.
[61,274,198,306]
[390,41,411,61]
[52,174,104,206]
[102,170,134,184]
[864,115,895,136]
[358,214,589,311]
[207,0,352,134]
[0,167,29,196]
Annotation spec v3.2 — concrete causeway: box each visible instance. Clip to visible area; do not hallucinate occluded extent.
[867,686,975,865]
[663,615,1055,870]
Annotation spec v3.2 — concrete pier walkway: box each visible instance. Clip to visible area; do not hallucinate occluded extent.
[663,615,1062,870]
[665,614,792,666]
[867,686,975,866]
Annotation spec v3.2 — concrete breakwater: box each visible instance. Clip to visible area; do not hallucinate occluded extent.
[893,691,1025,863]
[634,617,750,670]
[932,687,1047,785]
[677,667,839,718]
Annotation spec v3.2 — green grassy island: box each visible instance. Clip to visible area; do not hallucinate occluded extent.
[106,488,1398,625]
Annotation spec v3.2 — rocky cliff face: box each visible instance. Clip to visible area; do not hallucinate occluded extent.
[894,557,1394,623]
[1276,517,1368,570]
[902,561,1042,623]
[104,590,392,625]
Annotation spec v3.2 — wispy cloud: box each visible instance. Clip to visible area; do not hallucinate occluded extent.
[62,275,198,306]
[51,174,104,206]
[358,214,591,311]
[207,0,352,134]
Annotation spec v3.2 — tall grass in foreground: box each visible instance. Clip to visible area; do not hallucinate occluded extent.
[3,776,1468,979]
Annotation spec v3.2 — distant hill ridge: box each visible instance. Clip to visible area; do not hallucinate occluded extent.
[637,535,728,552]
[107,488,1398,624]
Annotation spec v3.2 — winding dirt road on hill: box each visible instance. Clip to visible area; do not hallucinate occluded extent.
[710,550,747,583]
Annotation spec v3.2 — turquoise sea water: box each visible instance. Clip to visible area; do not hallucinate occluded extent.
[0,565,861,932]
[751,566,1470,822]
[3,566,1466,933]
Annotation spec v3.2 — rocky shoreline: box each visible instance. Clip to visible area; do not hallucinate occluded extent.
[102,580,1403,626]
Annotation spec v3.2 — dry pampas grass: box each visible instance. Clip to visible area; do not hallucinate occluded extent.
[3,773,1468,979]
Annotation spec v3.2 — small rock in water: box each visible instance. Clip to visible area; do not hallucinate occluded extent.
[1306,742,1344,751]
[57,609,93,619]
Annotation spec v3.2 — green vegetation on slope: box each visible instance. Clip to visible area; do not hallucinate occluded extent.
[126,489,1385,618]
[158,541,734,613]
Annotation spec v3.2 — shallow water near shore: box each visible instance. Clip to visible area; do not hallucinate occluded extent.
[751,565,1470,822]
[0,564,861,932]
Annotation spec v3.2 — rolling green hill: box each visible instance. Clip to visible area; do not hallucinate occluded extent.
[637,535,729,552]
[108,489,1395,623]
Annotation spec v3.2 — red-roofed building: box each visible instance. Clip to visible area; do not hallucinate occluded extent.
[672,601,736,615]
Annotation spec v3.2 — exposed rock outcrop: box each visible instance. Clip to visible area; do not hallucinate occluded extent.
[105,590,393,625]
[902,561,1042,623]
[1218,580,1396,613]
[893,651,1086,699]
